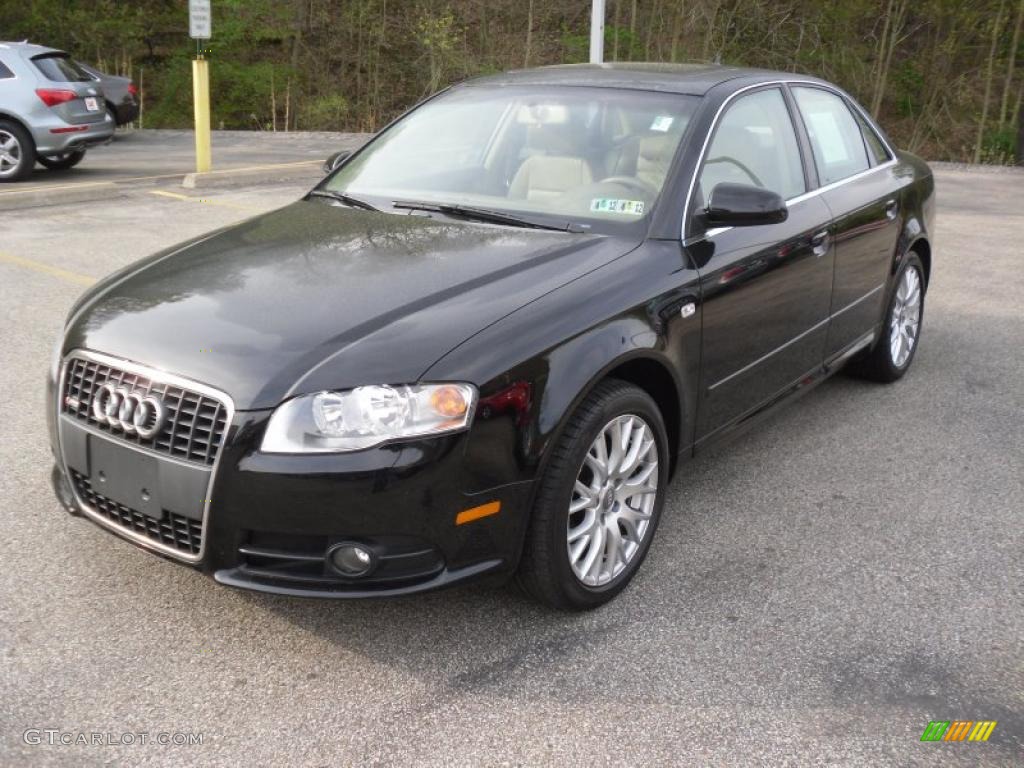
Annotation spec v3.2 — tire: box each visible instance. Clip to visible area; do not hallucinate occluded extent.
[38,150,86,171]
[0,119,36,182]
[850,253,925,382]
[516,379,670,610]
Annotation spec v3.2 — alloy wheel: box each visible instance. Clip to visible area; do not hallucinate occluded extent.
[890,266,922,368]
[567,414,659,587]
[0,130,22,178]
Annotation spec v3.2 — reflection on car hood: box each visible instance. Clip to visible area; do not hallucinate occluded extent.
[65,200,639,409]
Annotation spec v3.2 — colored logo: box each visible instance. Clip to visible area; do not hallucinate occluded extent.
[920,720,997,742]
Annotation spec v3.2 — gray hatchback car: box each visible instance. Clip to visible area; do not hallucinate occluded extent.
[0,41,115,181]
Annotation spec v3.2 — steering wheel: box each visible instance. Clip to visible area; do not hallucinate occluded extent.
[703,156,764,188]
[597,175,659,197]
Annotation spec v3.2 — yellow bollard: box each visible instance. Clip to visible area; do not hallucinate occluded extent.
[192,56,211,173]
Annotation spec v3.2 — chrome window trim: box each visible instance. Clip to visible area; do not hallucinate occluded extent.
[682,79,899,243]
[56,349,235,564]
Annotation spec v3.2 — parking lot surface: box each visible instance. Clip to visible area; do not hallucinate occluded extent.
[4,129,363,190]
[0,164,1021,766]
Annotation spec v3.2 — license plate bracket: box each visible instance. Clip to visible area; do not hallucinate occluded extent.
[89,436,162,519]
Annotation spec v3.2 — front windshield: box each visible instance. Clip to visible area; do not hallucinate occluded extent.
[325,85,699,232]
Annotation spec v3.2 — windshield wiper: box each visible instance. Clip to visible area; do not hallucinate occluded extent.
[309,189,379,211]
[392,200,583,233]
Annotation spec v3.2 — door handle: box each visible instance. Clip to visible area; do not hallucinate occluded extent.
[810,229,830,256]
[885,199,899,219]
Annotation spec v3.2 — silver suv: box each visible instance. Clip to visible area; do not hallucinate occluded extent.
[0,41,115,182]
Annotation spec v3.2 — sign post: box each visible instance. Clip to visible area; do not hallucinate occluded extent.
[189,0,212,173]
[589,0,605,64]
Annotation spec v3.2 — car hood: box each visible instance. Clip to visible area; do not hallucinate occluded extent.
[64,200,639,410]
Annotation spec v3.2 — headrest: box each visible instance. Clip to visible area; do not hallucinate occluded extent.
[525,122,579,155]
[516,103,570,125]
[639,134,675,163]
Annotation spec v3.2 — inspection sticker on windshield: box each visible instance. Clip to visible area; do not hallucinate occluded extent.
[650,115,674,132]
[591,198,645,215]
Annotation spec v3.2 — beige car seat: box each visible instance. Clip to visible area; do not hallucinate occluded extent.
[635,134,676,189]
[509,123,593,203]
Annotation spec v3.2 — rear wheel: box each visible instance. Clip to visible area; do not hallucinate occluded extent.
[516,380,669,610]
[0,120,36,182]
[38,150,86,171]
[850,253,925,382]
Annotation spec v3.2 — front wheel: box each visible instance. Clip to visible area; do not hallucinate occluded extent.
[850,253,925,382]
[516,380,669,610]
[38,150,86,171]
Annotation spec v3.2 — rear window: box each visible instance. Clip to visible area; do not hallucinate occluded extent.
[792,86,871,185]
[31,54,91,83]
[0,59,14,79]
[852,110,892,166]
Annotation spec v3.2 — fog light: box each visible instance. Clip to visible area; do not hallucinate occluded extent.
[327,542,376,577]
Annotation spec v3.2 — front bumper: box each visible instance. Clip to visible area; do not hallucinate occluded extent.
[49,356,534,598]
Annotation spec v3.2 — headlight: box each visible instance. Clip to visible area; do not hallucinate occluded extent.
[260,383,477,453]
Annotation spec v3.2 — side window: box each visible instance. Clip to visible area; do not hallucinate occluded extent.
[698,88,805,208]
[792,87,870,184]
[852,108,891,166]
[0,59,14,79]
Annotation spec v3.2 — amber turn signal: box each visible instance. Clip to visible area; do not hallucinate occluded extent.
[430,385,470,419]
[455,501,501,526]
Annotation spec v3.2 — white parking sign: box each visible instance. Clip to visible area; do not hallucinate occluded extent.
[189,0,212,39]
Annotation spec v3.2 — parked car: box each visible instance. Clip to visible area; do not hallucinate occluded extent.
[47,64,934,609]
[76,61,139,126]
[0,41,114,181]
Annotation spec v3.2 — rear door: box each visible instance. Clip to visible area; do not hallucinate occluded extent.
[686,86,835,442]
[790,86,902,357]
[0,54,16,113]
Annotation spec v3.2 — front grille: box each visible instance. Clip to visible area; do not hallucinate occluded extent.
[71,470,202,555]
[62,357,228,466]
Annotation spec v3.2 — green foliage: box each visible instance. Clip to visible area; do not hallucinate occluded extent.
[982,126,1019,163]
[892,63,926,119]
[0,0,1019,162]
[300,94,350,132]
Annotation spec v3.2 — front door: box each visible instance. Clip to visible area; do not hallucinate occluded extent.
[686,86,834,442]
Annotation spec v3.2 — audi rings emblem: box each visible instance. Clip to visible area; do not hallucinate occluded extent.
[91,383,167,439]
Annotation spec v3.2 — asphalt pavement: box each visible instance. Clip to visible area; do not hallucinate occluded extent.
[9,129,363,190]
[0,161,1021,766]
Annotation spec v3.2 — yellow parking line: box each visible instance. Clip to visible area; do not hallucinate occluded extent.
[0,250,96,286]
[0,180,114,196]
[0,160,320,195]
[148,189,261,212]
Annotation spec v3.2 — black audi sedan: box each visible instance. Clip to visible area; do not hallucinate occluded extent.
[47,64,934,609]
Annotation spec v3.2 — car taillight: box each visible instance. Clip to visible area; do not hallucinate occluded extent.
[127,83,138,97]
[36,88,78,107]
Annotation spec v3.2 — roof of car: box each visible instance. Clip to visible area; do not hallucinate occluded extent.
[0,41,65,57]
[462,62,789,96]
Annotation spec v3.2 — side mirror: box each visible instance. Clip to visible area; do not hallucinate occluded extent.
[705,182,787,227]
[322,150,351,174]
